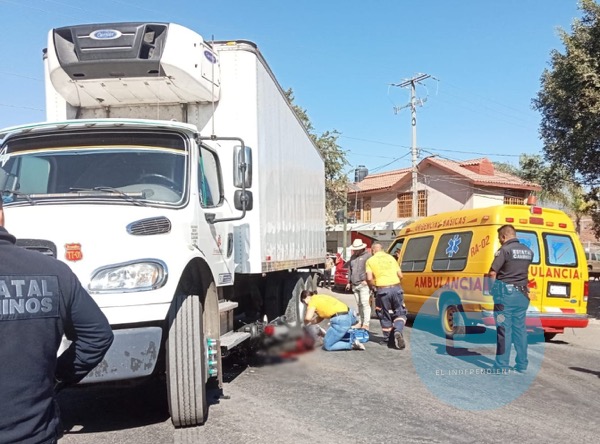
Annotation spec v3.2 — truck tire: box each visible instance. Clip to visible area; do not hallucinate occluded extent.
[283,273,306,327]
[166,293,207,427]
[305,272,319,292]
[440,299,466,338]
[544,332,557,342]
[265,275,283,322]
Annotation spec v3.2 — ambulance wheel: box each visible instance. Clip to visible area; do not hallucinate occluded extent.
[440,300,466,338]
[544,332,557,342]
[166,293,207,427]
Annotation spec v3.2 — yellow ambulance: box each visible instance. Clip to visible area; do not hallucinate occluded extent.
[388,204,589,341]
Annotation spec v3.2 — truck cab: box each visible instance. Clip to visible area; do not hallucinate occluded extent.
[1,21,325,427]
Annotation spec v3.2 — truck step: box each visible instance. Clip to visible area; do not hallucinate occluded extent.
[219,301,238,313]
[220,331,251,350]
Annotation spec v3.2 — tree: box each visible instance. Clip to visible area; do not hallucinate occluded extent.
[285,88,349,225]
[494,154,569,204]
[533,0,600,236]
[534,0,600,185]
[494,154,592,234]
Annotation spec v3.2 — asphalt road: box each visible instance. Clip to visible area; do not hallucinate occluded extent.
[57,285,600,444]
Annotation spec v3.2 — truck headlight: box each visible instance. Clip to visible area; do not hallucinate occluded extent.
[89,260,168,293]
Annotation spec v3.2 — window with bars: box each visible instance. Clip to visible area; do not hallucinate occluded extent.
[397,190,427,218]
[504,190,526,205]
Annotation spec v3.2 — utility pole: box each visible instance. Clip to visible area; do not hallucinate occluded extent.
[392,73,431,219]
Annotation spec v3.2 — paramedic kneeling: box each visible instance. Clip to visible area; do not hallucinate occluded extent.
[0,198,114,444]
[301,291,364,351]
[489,224,533,373]
[366,243,407,350]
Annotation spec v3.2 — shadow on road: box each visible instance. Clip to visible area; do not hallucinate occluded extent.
[58,377,170,434]
[58,376,229,435]
[222,353,303,384]
[569,366,600,378]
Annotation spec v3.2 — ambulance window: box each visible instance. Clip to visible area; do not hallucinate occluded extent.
[401,236,433,272]
[516,231,540,264]
[388,239,404,261]
[543,234,577,267]
[432,231,472,271]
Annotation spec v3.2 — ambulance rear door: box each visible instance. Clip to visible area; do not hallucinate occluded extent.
[515,230,543,312]
[540,232,584,315]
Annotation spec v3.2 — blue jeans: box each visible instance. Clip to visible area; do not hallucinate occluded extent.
[494,290,529,369]
[323,311,357,351]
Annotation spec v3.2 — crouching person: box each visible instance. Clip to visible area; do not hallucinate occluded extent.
[300,290,364,351]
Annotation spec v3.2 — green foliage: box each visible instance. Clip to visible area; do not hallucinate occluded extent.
[533,0,600,235]
[495,154,592,233]
[492,161,521,176]
[533,0,600,185]
[284,88,349,224]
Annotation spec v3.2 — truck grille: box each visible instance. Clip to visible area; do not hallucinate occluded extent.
[127,216,172,236]
[15,239,57,258]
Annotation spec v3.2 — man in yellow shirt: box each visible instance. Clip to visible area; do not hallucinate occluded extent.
[301,291,365,351]
[366,243,407,350]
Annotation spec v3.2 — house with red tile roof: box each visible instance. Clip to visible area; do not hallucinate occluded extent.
[326,156,541,255]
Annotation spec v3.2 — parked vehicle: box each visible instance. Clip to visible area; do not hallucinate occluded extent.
[585,251,600,280]
[388,204,589,341]
[333,261,350,291]
[0,22,325,427]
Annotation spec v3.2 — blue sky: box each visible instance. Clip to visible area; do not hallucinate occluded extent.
[0,0,583,178]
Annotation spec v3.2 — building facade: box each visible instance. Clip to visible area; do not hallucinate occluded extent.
[327,156,541,257]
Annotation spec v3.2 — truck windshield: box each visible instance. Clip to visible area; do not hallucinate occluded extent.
[0,129,188,206]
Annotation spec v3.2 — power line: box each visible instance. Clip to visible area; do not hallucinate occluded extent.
[420,148,520,158]
[442,80,535,120]
[0,71,42,82]
[0,103,44,111]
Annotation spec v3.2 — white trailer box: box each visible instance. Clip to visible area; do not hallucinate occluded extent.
[45,24,326,275]
[2,22,325,427]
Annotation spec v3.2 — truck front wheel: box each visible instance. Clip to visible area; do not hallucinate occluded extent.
[166,293,207,427]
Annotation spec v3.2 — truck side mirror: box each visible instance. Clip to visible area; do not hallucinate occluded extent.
[234,190,253,211]
[233,145,252,188]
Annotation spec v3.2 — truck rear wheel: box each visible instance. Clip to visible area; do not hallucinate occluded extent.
[166,293,207,427]
[305,273,319,292]
[283,273,306,327]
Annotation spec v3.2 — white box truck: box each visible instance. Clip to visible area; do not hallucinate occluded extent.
[0,22,325,426]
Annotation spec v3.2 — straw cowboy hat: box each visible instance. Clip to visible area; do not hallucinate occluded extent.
[350,239,367,250]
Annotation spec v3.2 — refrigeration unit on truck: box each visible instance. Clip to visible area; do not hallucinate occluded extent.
[0,22,326,426]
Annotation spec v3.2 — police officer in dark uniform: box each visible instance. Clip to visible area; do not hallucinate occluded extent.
[0,199,114,444]
[489,224,533,373]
